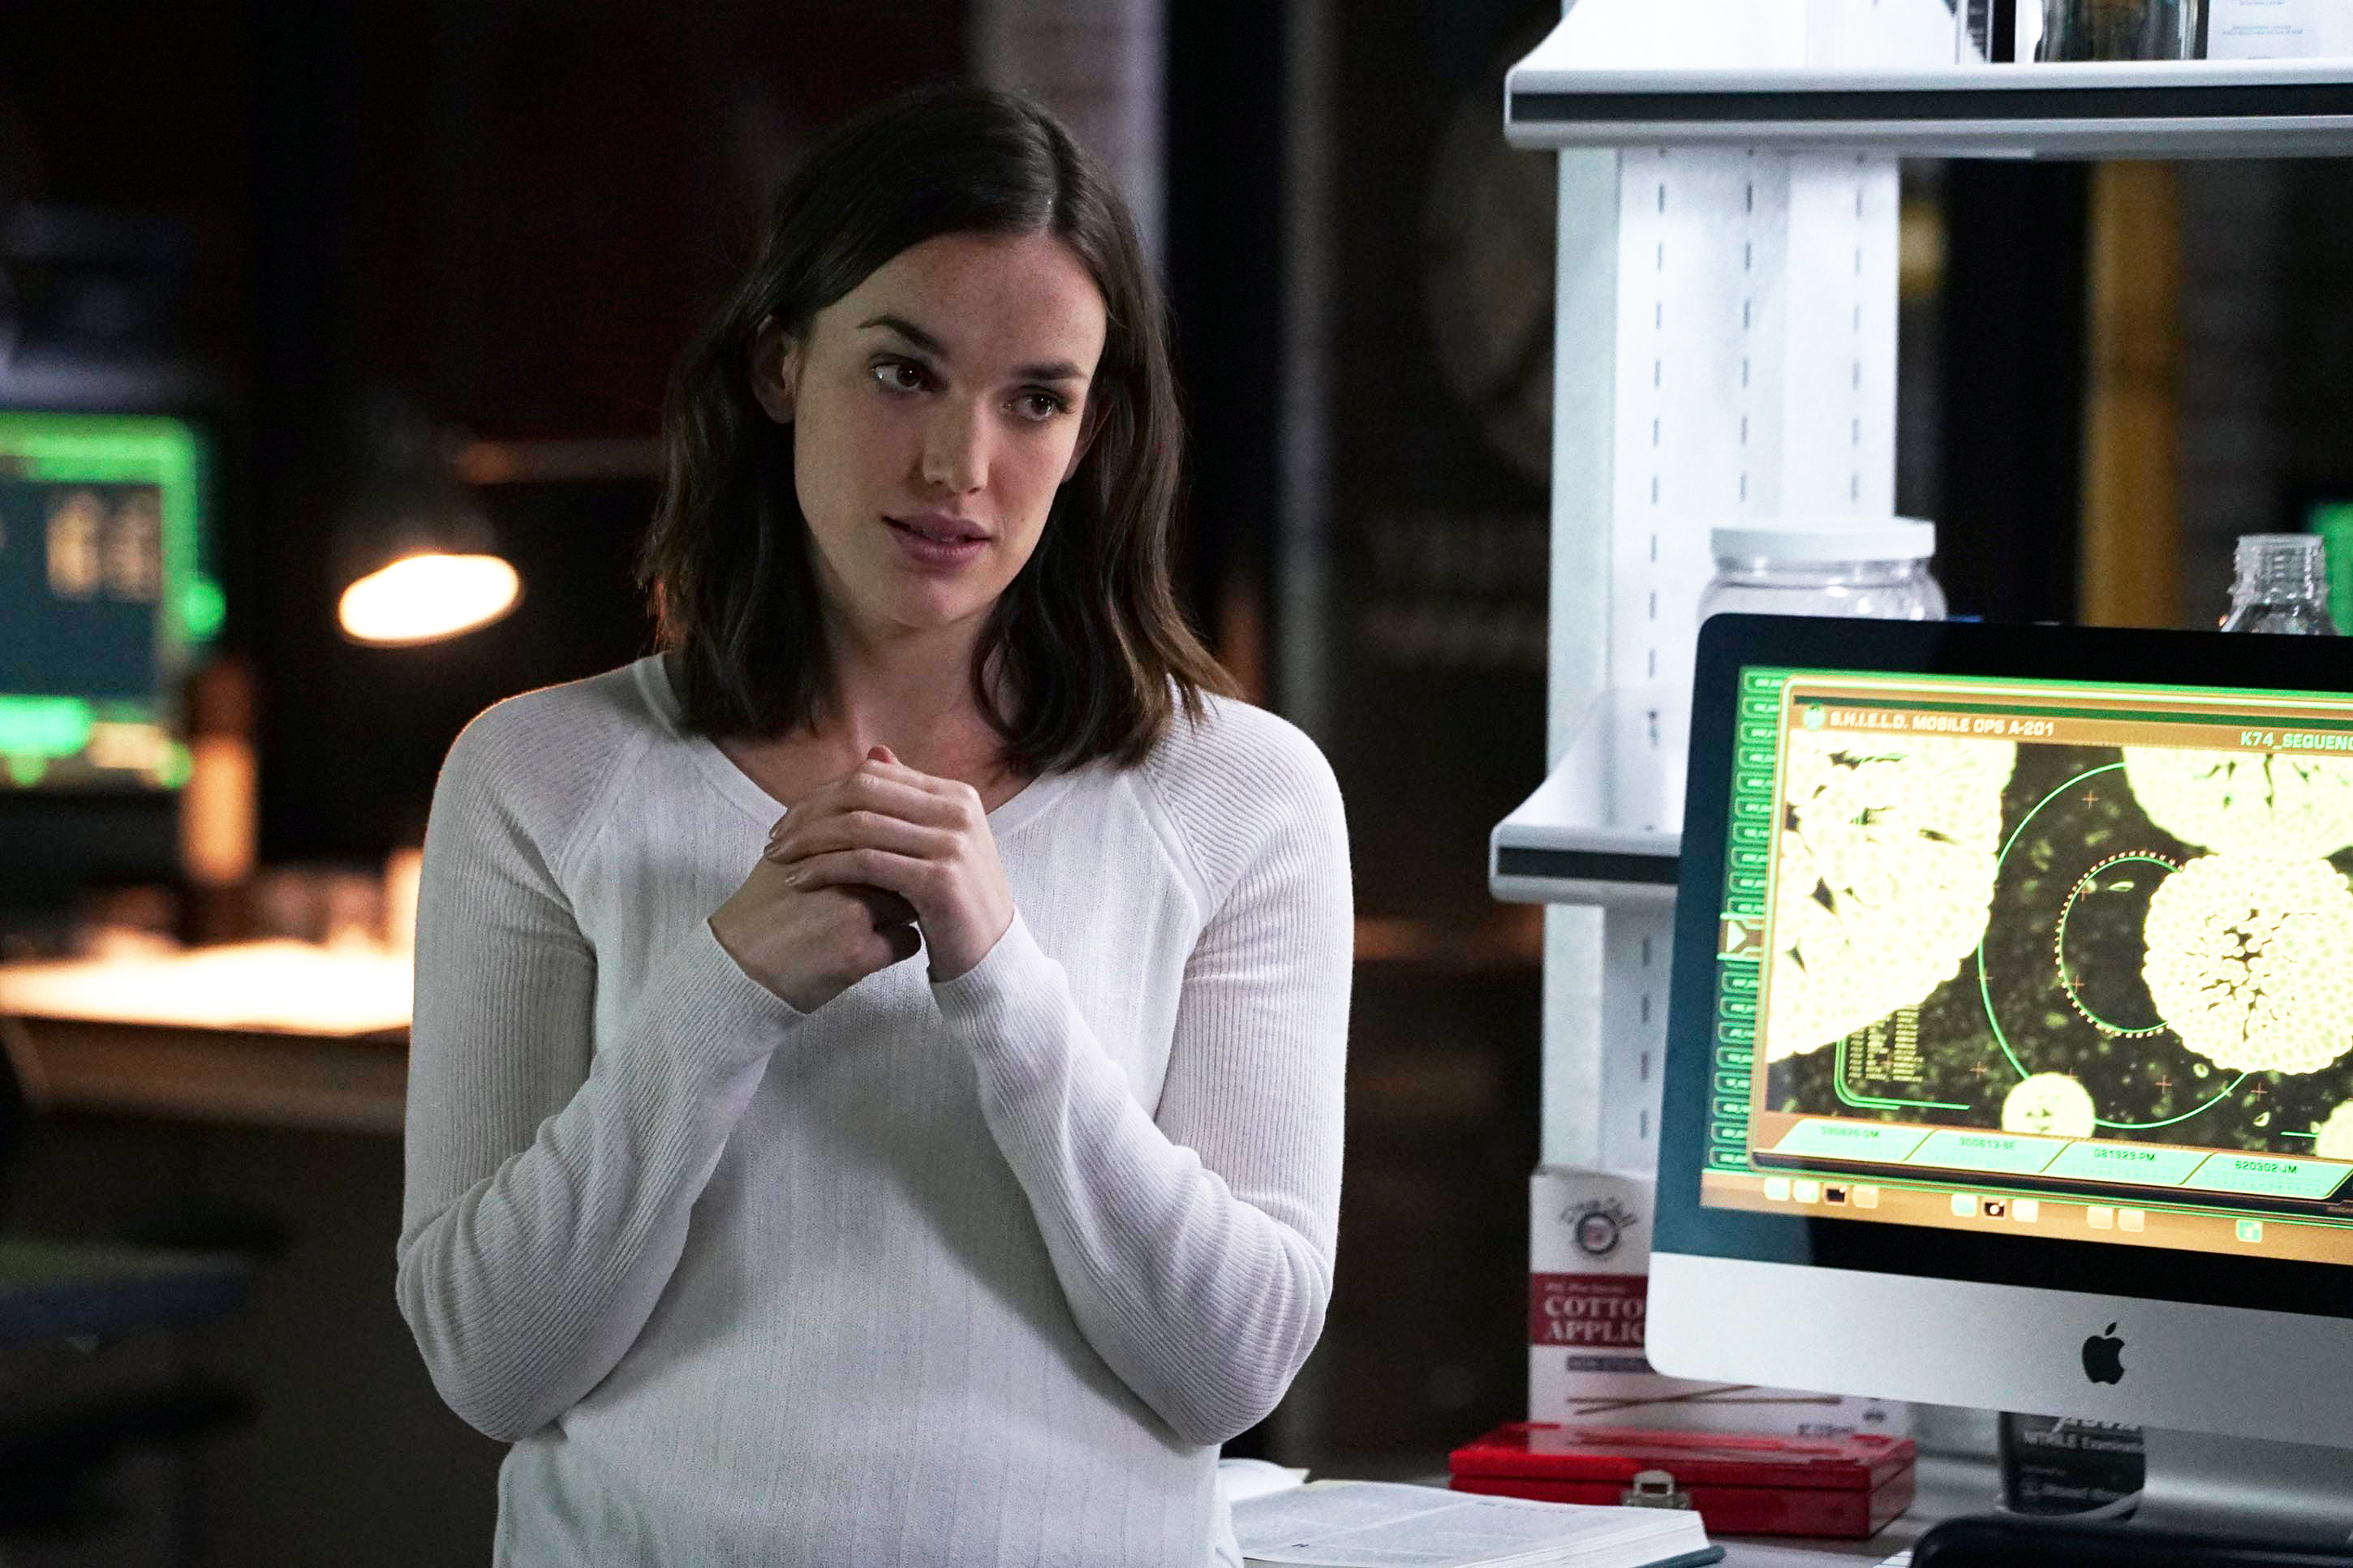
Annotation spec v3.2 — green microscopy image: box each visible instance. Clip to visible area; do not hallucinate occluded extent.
[1765,741,2353,1160]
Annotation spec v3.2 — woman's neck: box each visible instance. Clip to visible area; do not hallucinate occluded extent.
[817,619,1004,763]
[670,634,1022,788]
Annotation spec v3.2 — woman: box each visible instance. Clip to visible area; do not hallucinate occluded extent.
[395,83,1352,1566]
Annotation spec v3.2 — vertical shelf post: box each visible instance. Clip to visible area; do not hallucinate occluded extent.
[1525,0,1944,1177]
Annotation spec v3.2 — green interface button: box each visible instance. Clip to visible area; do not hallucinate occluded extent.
[1768,1119,1930,1165]
[2185,1153,2352,1202]
[2043,1141,2205,1188]
[1910,1129,2065,1176]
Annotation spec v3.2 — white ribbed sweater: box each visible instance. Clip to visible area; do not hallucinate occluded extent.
[394,654,1352,1566]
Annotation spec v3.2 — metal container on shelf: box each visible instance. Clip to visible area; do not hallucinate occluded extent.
[2037,0,2204,60]
[1697,520,1947,625]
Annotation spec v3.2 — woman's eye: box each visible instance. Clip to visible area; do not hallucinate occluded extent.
[1016,392,1066,422]
[873,362,927,393]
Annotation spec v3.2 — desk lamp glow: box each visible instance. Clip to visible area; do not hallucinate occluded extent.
[331,389,520,647]
[338,552,518,646]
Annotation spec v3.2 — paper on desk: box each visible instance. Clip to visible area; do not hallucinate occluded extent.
[1220,1458,1312,1506]
[1232,1480,1699,1567]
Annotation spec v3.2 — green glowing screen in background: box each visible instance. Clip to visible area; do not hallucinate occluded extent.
[0,412,218,789]
[2311,503,2353,636]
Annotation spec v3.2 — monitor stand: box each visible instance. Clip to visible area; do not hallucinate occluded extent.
[2130,1428,2353,1547]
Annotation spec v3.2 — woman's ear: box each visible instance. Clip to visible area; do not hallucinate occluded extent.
[748,316,802,427]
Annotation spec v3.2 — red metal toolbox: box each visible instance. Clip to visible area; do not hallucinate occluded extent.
[1448,1421,1916,1539]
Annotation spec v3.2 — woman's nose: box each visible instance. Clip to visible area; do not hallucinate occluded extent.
[920,400,988,493]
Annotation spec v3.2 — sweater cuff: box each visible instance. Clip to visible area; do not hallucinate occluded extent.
[927,909,1072,1079]
[619,915,814,1083]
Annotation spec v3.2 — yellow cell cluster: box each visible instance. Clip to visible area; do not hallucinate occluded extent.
[1765,732,2017,1060]
[2123,748,2353,860]
[2001,1072,2097,1139]
[2314,1102,2353,1161]
[2140,854,2353,1076]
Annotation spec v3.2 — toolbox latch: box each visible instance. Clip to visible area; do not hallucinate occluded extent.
[1620,1468,1695,1510]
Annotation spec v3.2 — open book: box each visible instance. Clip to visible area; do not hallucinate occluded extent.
[1231,1480,1722,1568]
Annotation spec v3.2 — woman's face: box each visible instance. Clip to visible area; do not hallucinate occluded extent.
[751,230,1108,649]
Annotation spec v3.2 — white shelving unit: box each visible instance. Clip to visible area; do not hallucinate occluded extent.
[1491,688,1679,909]
[1506,57,2353,158]
[1489,0,2353,1176]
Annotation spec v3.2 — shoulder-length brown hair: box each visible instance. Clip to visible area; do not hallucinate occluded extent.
[635,82,1237,773]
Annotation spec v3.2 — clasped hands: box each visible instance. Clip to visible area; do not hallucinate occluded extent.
[708,744,1017,1013]
[763,745,1015,986]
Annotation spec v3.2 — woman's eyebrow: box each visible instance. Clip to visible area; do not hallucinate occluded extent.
[858,312,1087,384]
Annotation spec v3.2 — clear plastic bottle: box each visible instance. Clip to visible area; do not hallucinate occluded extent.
[1697,521,1947,624]
[2219,533,2338,634]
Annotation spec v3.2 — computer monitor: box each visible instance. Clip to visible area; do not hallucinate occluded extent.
[0,409,222,911]
[1649,612,2353,1543]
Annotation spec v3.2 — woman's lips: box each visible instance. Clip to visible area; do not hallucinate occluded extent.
[886,517,986,567]
[890,513,987,543]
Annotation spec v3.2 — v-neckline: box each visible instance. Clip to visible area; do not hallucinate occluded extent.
[633,653,1079,837]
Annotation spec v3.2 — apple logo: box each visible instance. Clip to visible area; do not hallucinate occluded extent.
[2081,1323,2125,1385]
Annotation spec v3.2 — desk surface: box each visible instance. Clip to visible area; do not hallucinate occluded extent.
[4,1012,407,1133]
[0,940,411,1133]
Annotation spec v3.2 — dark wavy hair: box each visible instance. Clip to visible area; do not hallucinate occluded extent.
[634,83,1237,773]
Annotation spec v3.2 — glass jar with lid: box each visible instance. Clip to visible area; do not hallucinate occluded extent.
[1697,520,1947,623]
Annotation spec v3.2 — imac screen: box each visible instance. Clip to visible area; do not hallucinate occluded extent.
[1701,664,2353,1268]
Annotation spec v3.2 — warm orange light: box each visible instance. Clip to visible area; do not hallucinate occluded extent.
[0,939,413,1035]
[338,552,520,645]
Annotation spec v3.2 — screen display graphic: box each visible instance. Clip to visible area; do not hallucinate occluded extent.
[1701,667,2353,1266]
[0,413,217,793]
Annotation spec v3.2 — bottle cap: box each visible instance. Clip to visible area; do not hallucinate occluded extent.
[2235,532,2323,567]
[1710,519,1936,563]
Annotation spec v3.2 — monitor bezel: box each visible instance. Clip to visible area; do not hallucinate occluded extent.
[1656,612,2353,1325]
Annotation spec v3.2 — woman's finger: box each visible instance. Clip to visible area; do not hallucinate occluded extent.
[768,809,953,866]
[782,846,930,902]
[768,770,961,848]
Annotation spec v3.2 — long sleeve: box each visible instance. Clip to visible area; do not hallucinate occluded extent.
[394,707,807,1442]
[929,728,1353,1446]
